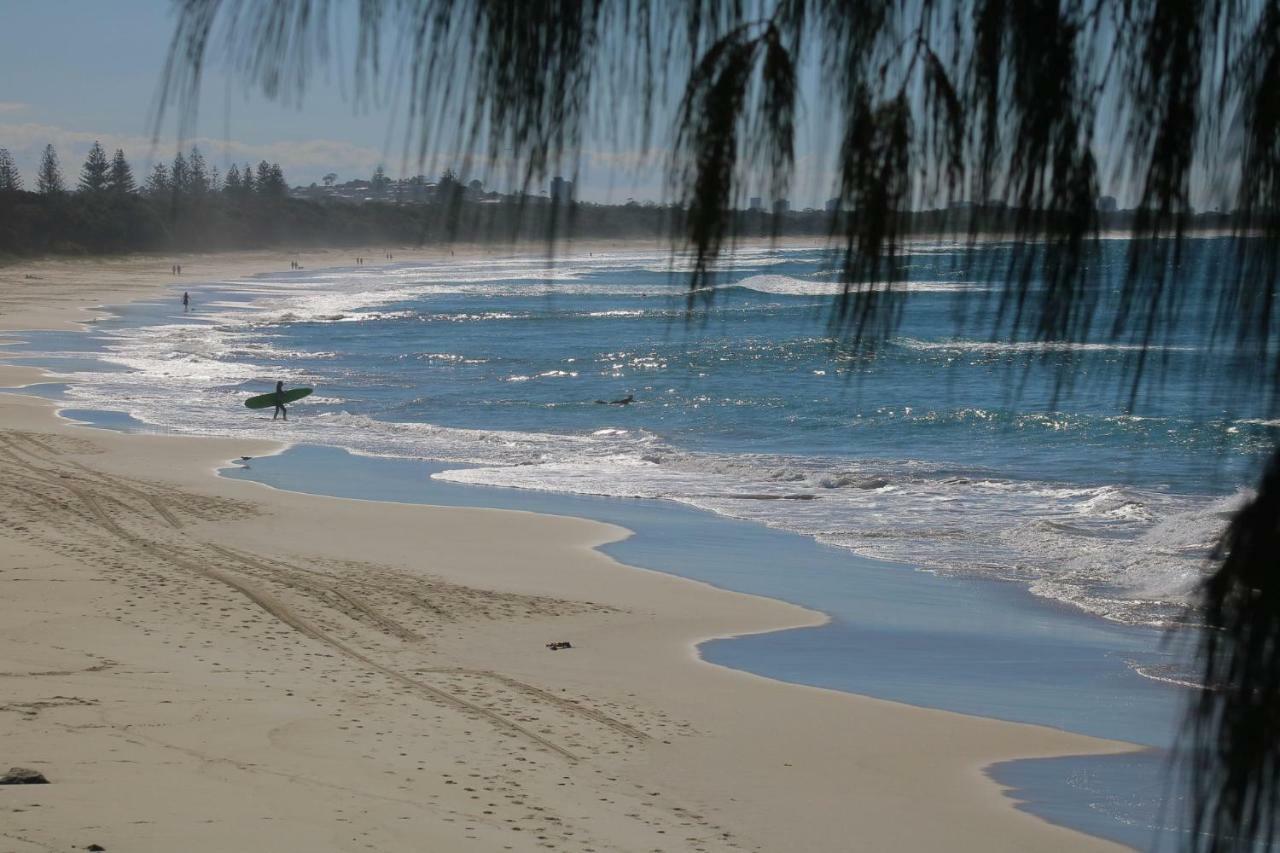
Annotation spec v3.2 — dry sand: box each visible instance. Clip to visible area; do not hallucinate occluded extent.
[0,249,1136,852]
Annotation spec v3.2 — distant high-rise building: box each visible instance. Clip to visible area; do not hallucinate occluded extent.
[550,176,574,202]
[749,196,763,211]
[1097,195,1118,212]
[772,198,789,214]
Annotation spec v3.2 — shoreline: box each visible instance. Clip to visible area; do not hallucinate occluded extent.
[0,237,834,333]
[211,443,1183,740]
[0,251,1140,852]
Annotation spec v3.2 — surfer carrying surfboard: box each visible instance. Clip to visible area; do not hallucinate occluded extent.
[273,380,289,421]
[244,384,313,417]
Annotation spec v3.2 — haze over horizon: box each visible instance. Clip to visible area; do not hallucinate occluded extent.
[0,1,1175,212]
[1,0,874,207]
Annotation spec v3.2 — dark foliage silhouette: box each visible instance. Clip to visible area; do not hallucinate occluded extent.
[155,2,1280,847]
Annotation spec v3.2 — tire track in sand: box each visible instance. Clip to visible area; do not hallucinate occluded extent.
[0,449,579,761]
[202,543,423,642]
[205,545,649,742]
[2,432,184,529]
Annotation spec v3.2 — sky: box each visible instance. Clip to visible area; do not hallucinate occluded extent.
[0,1,446,193]
[0,1,674,202]
[0,1,1234,210]
[0,0,871,206]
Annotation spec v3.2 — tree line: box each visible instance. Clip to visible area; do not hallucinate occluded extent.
[0,141,1234,261]
[0,141,308,256]
[0,141,844,257]
[0,142,288,201]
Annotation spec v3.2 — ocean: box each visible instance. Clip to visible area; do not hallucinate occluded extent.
[9,239,1273,849]
[36,241,1266,629]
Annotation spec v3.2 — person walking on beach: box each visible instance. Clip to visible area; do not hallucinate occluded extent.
[182,291,190,312]
[272,380,289,421]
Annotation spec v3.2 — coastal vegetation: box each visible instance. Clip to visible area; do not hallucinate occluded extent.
[0,144,1239,261]
[156,2,1280,848]
[0,143,712,256]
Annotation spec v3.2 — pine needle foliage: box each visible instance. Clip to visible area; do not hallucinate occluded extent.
[155,3,1280,847]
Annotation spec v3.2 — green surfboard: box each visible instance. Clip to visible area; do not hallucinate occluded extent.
[245,387,313,409]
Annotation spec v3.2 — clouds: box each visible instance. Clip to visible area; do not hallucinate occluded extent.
[0,102,28,114]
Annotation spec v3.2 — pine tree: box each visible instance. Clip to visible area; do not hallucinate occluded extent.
[255,160,272,195]
[371,165,388,198]
[240,162,255,196]
[108,149,136,194]
[78,141,110,194]
[268,163,286,197]
[170,152,190,197]
[208,164,221,194]
[0,148,21,192]
[37,144,64,195]
[144,162,170,196]
[224,163,242,194]
[188,147,209,196]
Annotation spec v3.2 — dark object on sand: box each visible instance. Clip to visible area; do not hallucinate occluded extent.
[87,845,106,851]
[595,395,634,405]
[546,641,573,651]
[0,767,49,784]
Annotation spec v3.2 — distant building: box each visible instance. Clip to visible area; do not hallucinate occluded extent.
[772,198,789,214]
[550,176,574,203]
[749,196,763,211]
[824,197,840,213]
[1097,195,1118,212]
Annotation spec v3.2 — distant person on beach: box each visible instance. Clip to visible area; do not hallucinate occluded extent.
[273,380,289,421]
[182,291,190,312]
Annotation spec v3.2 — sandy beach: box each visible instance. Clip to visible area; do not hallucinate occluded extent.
[0,245,630,333]
[0,249,1137,852]
[0,238,826,333]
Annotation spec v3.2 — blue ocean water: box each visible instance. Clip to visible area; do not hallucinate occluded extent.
[32,241,1269,629]
[12,240,1273,849]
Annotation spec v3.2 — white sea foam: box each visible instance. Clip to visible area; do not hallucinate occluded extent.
[726,274,991,296]
[415,352,489,364]
[44,249,1241,630]
[897,338,1200,354]
[433,450,1235,626]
